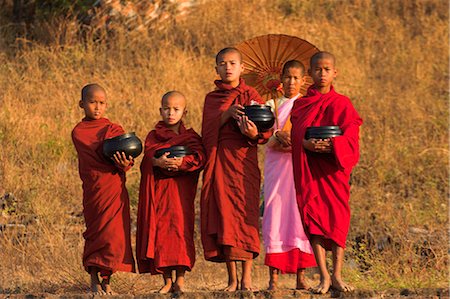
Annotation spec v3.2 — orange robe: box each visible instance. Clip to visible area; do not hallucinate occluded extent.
[201,79,272,262]
[72,117,135,275]
[136,121,205,274]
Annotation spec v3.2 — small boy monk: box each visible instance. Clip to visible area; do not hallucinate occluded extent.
[136,91,206,294]
[262,60,316,291]
[291,52,363,294]
[72,83,135,295]
[200,47,272,291]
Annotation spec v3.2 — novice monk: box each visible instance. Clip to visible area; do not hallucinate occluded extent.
[72,83,135,295]
[291,52,363,294]
[201,47,272,291]
[136,91,206,294]
[262,60,316,291]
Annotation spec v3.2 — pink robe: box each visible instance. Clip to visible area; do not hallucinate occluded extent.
[262,95,316,273]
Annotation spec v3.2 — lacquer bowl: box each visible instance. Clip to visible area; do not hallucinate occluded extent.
[103,132,143,159]
[154,145,193,158]
[305,126,342,139]
[243,105,275,132]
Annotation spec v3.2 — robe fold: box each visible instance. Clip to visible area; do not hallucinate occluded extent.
[201,79,272,262]
[263,95,316,273]
[136,121,205,274]
[72,117,135,274]
[291,86,362,250]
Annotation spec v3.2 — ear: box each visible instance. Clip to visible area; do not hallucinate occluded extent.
[301,75,307,84]
[308,68,312,76]
[183,109,188,116]
[79,100,84,108]
[333,68,338,79]
[215,65,219,75]
[159,107,163,116]
[240,62,245,73]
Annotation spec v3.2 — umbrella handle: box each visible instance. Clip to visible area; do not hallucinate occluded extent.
[271,90,279,129]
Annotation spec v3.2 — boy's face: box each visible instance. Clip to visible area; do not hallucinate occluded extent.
[160,94,187,126]
[79,90,107,120]
[281,67,306,98]
[215,51,244,86]
[309,58,337,89]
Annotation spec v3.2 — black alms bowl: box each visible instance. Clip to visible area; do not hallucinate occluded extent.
[154,145,193,159]
[243,105,275,132]
[103,132,143,159]
[305,126,342,139]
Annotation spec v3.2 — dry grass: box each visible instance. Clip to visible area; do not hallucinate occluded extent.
[0,0,448,294]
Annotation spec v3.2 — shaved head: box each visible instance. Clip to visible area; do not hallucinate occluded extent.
[215,47,242,64]
[310,51,336,68]
[81,83,106,102]
[161,90,186,107]
[282,60,306,76]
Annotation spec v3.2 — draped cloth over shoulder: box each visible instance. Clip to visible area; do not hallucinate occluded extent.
[72,118,135,275]
[291,86,362,250]
[136,121,205,274]
[201,79,271,262]
[263,95,316,273]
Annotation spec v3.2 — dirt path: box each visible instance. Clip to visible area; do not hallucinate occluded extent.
[2,288,448,298]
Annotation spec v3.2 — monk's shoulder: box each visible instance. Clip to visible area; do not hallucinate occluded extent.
[329,91,355,110]
[186,128,201,139]
[245,85,263,103]
[145,129,157,143]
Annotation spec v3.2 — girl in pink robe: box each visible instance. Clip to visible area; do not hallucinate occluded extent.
[262,61,316,291]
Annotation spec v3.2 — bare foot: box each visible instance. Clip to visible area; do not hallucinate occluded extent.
[331,275,354,292]
[90,271,106,295]
[296,272,310,290]
[268,279,277,291]
[241,279,257,291]
[173,276,184,293]
[91,283,106,295]
[223,281,238,292]
[268,267,278,291]
[157,282,173,294]
[311,275,331,294]
[101,280,116,295]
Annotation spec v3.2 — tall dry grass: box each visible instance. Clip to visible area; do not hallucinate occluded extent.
[0,0,448,294]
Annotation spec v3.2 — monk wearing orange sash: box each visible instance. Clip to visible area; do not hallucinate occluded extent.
[291,52,363,294]
[136,91,205,294]
[201,47,272,291]
[72,84,135,295]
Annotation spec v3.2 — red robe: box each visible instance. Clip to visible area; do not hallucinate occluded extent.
[136,121,205,274]
[201,79,272,262]
[72,117,135,275]
[291,86,362,250]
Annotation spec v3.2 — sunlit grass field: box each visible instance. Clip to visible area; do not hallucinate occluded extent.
[0,0,448,294]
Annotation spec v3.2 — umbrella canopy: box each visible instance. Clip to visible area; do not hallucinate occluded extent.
[235,34,320,102]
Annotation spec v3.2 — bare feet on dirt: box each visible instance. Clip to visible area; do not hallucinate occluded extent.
[101,279,116,295]
[223,280,238,292]
[157,282,173,294]
[331,275,354,292]
[311,274,331,294]
[90,271,106,295]
[296,270,310,290]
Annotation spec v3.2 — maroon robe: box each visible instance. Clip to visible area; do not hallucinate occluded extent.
[291,85,363,250]
[72,117,135,274]
[201,79,272,262]
[136,121,205,274]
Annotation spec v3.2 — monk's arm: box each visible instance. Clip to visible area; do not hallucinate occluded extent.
[178,140,206,172]
[332,123,360,170]
[331,101,362,169]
